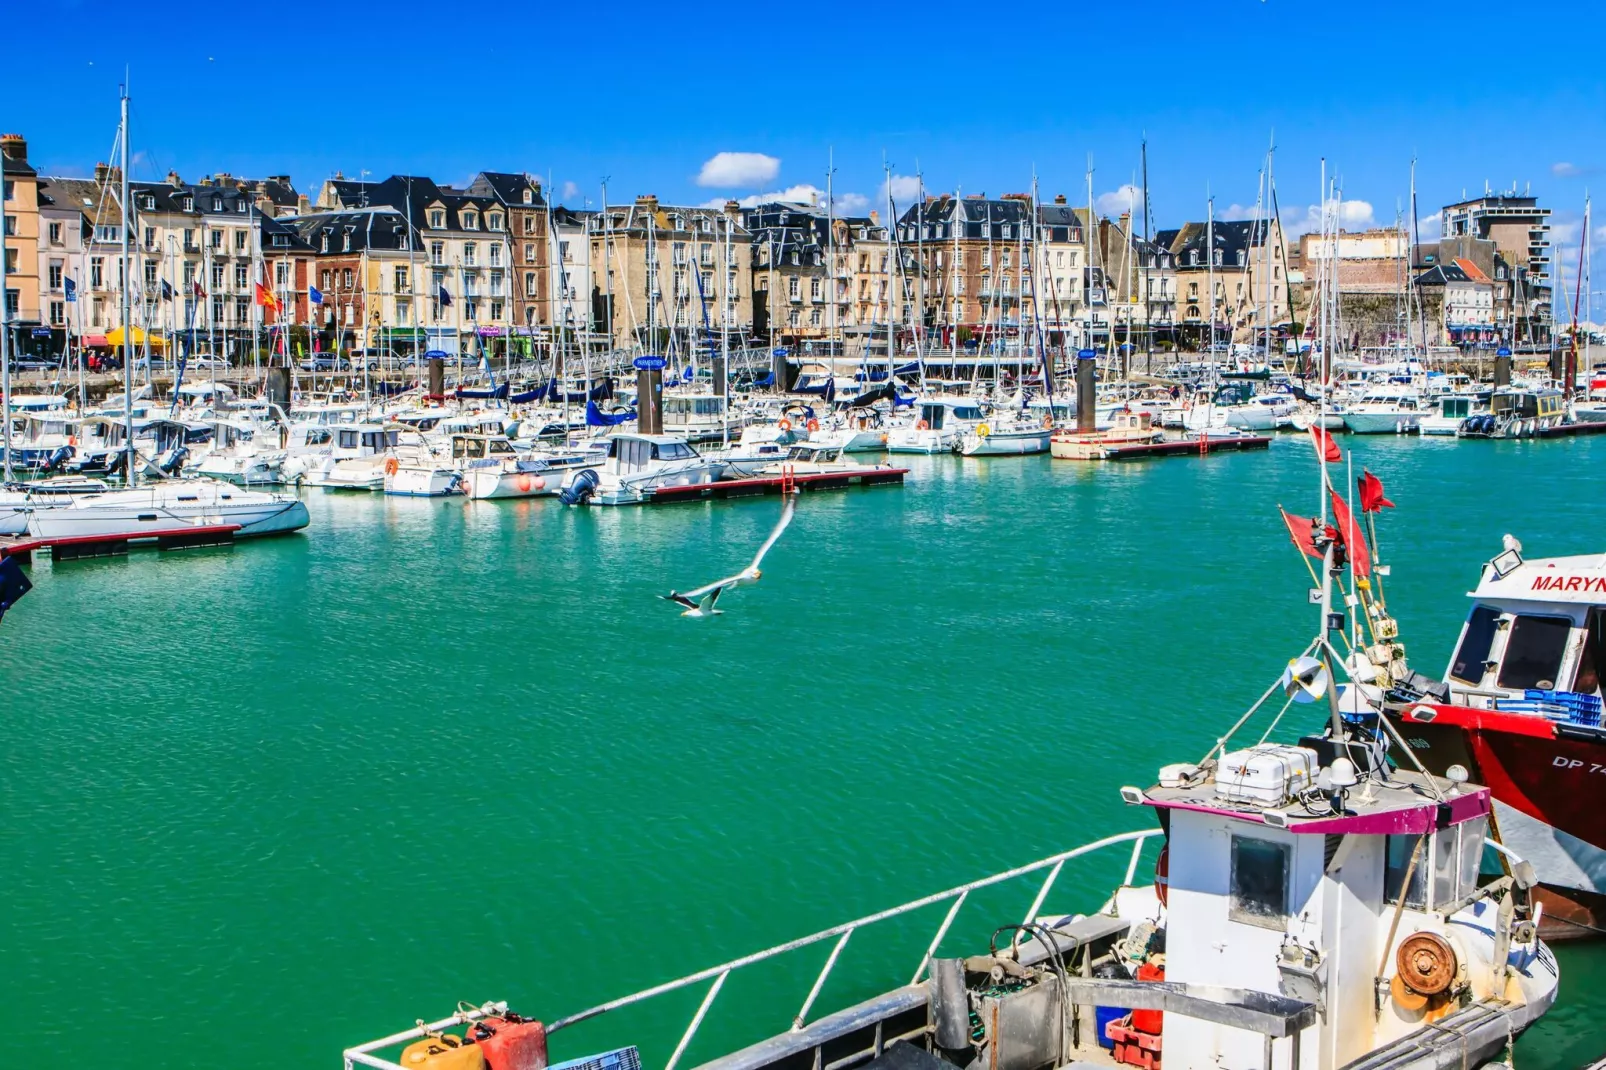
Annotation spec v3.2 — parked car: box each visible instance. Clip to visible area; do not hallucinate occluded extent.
[185,355,230,372]
[297,354,349,373]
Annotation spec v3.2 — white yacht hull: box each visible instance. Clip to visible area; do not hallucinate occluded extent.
[959,428,1051,456]
[1225,407,1278,432]
[1418,416,1465,436]
[384,467,463,497]
[885,428,959,454]
[25,483,309,540]
[1344,410,1422,434]
[463,463,589,499]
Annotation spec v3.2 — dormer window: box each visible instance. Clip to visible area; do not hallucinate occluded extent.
[1213,250,1223,266]
[320,231,330,252]
[182,196,194,211]
[487,212,503,232]
[429,209,445,229]
[463,211,479,231]
[272,234,289,248]
[522,190,532,205]
[141,195,155,210]
[1190,251,1199,266]
[342,228,353,252]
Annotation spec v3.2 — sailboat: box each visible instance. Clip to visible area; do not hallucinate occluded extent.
[26,87,310,542]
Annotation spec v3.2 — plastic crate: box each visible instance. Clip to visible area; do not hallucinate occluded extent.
[1523,689,1603,726]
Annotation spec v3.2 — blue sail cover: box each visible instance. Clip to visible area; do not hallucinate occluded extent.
[455,383,511,400]
[374,380,417,396]
[509,387,546,404]
[892,389,917,408]
[753,371,775,387]
[586,401,635,427]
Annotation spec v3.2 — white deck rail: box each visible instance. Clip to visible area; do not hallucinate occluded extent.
[343,829,1159,1070]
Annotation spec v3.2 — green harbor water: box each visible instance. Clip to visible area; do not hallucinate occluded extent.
[3,435,1603,1069]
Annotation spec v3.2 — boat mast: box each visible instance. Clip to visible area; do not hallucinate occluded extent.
[884,162,895,384]
[1141,138,1152,376]
[1206,192,1215,357]
[120,84,136,487]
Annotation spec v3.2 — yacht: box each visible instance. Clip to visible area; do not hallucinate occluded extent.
[1343,384,1424,434]
[25,478,309,540]
[382,432,463,497]
[191,418,284,485]
[456,434,592,500]
[958,411,1053,456]
[1458,389,1565,439]
[886,398,985,454]
[0,476,110,535]
[1419,393,1486,437]
[558,433,724,506]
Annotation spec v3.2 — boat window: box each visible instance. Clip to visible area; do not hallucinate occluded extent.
[386,431,399,447]
[1449,605,1501,684]
[338,430,358,449]
[1429,826,1459,910]
[1497,615,1572,691]
[1384,834,1428,909]
[954,406,984,421]
[1457,818,1487,904]
[1228,835,1289,929]
[306,429,332,446]
[1572,609,1606,695]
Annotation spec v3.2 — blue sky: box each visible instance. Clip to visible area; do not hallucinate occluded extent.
[8,0,1605,302]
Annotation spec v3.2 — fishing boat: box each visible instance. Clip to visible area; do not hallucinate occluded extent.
[558,433,724,506]
[1342,385,1424,435]
[1050,410,1166,459]
[1380,537,1606,939]
[1418,394,1486,437]
[25,478,308,540]
[1456,389,1565,439]
[347,579,1558,1070]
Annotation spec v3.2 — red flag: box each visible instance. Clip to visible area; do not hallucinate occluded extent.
[192,279,205,298]
[1358,470,1395,513]
[1330,491,1371,578]
[255,282,280,313]
[1280,508,1338,563]
[1309,425,1341,463]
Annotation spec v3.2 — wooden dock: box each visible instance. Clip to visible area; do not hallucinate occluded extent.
[1537,421,1606,439]
[0,524,241,563]
[649,467,907,503]
[1095,435,1273,462]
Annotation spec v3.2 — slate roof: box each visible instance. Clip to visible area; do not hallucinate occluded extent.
[290,208,420,255]
[1158,218,1273,266]
[465,171,546,208]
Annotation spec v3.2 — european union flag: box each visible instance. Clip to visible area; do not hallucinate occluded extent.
[438,284,453,308]
[309,285,324,305]
[64,277,77,303]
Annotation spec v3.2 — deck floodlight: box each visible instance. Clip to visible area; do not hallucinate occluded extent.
[1120,786,1147,806]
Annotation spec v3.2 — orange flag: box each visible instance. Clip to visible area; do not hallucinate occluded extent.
[254,282,280,313]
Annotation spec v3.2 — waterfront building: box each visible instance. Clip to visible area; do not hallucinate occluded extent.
[1157,215,1291,347]
[744,201,832,347]
[586,195,753,357]
[549,205,596,355]
[1440,190,1551,345]
[291,208,421,356]
[1412,257,1496,348]
[2,134,43,359]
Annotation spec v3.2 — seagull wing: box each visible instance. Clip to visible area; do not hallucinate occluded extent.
[661,592,701,611]
[699,586,725,614]
[747,494,796,572]
[679,573,745,601]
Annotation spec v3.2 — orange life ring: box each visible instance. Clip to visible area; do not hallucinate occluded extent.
[68,435,78,446]
[384,456,399,476]
[1154,845,1169,907]
[916,419,930,430]
[806,418,820,433]
[1041,415,1053,429]
[778,418,792,431]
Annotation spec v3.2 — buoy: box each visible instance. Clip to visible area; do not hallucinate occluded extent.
[807,418,820,433]
[532,477,545,491]
[1154,845,1169,907]
[976,424,991,437]
[778,418,792,431]
[384,456,400,476]
[916,419,930,430]
[516,474,534,493]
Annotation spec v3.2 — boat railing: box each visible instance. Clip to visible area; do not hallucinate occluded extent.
[342,828,1160,1070]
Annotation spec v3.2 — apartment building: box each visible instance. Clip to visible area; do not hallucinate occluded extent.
[745,201,832,344]
[1157,215,1291,346]
[587,195,752,355]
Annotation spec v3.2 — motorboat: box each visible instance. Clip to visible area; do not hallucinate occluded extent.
[1050,410,1166,459]
[191,418,284,485]
[1419,394,1487,437]
[660,392,739,443]
[1458,389,1565,439]
[455,434,591,500]
[25,478,308,540]
[382,433,463,497]
[1343,385,1424,434]
[886,398,985,454]
[287,423,398,488]
[558,433,724,506]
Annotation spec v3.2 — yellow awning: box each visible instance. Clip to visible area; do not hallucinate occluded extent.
[105,326,169,348]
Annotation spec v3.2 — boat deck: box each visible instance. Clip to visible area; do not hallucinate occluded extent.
[1537,421,1606,438]
[1140,767,1488,835]
[649,467,907,503]
[1096,435,1272,461]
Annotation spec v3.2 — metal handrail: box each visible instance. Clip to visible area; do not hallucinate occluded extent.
[343,829,1158,1070]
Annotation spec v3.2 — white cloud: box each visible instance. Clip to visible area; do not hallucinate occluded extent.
[1094,183,1144,217]
[1416,213,1442,240]
[698,184,871,216]
[1553,162,1593,179]
[561,180,580,201]
[881,174,922,207]
[1276,198,1379,238]
[696,151,780,188]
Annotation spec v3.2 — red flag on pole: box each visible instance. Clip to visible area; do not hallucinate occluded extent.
[1309,425,1341,463]
[1358,470,1395,513]
[255,282,280,313]
[1330,490,1372,578]
[1280,508,1337,563]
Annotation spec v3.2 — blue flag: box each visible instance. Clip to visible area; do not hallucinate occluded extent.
[309,285,323,305]
[438,284,453,307]
[64,277,77,303]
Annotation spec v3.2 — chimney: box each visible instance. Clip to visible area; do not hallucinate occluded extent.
[635,194,658,210]
[1054,194,1067,205]
[198,176,213,186]
[167,169,183,187]
[0,133,27,164]
[869,210,879,224]
[94,162,109,183]
[723,200,740,216]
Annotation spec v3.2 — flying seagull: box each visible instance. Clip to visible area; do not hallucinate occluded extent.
[663,494,796,617]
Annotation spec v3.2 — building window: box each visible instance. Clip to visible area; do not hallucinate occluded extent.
[490,300,503,321]
[144,261,158,287]
[49,300,65,325]
[395,298,410,323]
[523,215,537,235]
[275,262,288,285]
[463,211,479,231]
[788,277,800,299]
[394,266,408,292]
[430,241,445,266]
[429,209,445,229]
[342,269,354,289]
[235,297,249,321]
[1229,835,1290,929]
[489,244,502,267]
[211,296,224,322]
[211,230,223,249]
[524,243,537,263]
[524,272,537,297]
[488,213,503,232]
[48,261,63,289]
[463,243,477,267]
[48,221,62,244]
[235,264,249,288]
[212,263,225,290]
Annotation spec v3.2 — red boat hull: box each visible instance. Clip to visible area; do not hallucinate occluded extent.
[1389,703,1606,940]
